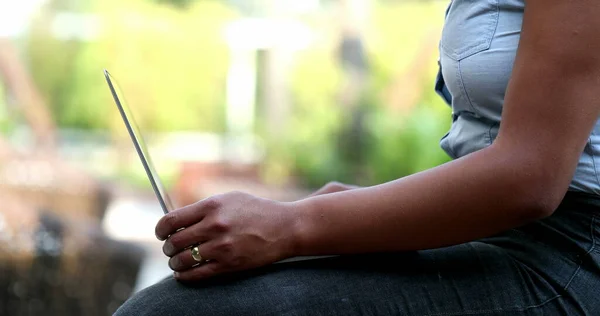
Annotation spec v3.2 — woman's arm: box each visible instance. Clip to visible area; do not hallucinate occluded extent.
[292,0,600,256]
[307,181,362,197]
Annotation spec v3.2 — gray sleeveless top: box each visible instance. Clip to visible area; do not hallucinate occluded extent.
[435,0,600,195]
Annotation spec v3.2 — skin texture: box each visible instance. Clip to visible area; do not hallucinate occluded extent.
[306,181,361,197]
[156,0,600,282]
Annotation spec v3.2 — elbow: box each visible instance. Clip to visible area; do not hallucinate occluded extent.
[489,143,573,221]
[511,172,568,221]
[519,191,562,221]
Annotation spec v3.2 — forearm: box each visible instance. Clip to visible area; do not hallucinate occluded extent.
[291,144,564,256]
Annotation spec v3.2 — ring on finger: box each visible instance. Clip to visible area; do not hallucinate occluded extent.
[191,245,206,263]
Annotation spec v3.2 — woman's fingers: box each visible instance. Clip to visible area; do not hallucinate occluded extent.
[168,242,222,274]
[174,261,230,282]
[168,248,205,272]
[155,196,223,240]
[158,191,295,281]
[162,210,233,256]
[162,220,212,257]
[168,239,243,274]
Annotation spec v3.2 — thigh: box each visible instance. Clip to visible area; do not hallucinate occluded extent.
[114,242,573,316]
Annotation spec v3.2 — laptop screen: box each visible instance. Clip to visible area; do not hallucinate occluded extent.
[104,70,174,214]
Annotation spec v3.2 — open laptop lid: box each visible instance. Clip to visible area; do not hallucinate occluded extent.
[104,69,174,214]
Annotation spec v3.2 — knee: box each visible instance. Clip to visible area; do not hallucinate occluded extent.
[114,279,182,316]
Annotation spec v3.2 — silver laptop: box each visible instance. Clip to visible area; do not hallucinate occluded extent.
[105,70,334,263]
[104,70,174,215]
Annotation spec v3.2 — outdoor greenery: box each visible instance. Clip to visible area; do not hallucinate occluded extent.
[21,0,452,189]
[27,0,235,133]
[283,2,451,187]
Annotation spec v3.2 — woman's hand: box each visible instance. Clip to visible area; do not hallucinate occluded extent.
[155,191,300,282]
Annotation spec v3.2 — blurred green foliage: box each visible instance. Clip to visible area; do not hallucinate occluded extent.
[152,0,197,8]
[284,2,452,188]
[27,0,235,133]
[23,0,452,188]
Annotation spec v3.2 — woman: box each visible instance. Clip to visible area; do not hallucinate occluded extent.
[116,1,600,315]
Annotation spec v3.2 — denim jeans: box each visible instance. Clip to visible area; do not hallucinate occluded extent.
[115,191,600,315]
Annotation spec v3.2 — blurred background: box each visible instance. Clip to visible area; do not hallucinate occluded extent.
[0,0,452,315]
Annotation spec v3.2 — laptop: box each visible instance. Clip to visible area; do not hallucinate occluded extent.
[104,70,174,215]
[104,70,333,263]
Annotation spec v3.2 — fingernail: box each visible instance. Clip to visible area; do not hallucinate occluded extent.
[171,256,183,270]
[164,243,175,255]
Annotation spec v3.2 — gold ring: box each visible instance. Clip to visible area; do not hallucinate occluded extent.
[191,246,204,263]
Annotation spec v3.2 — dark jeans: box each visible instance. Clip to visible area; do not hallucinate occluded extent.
[115,192,600,315]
